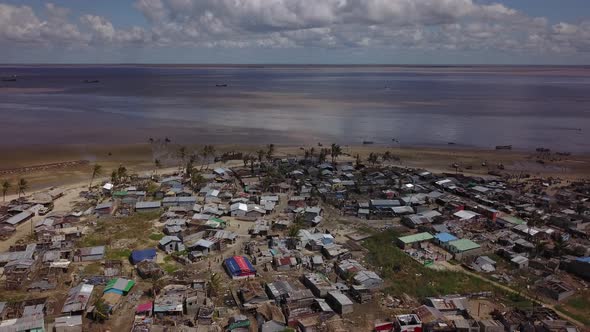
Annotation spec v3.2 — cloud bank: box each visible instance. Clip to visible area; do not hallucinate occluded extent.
[0,1,589,60]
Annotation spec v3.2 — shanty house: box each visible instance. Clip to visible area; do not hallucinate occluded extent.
[135,201,162,213]
[396,232,434,249]
[62,283,94,314]
[130,248,157,265]
[158,236,184,253]
[326,291,353,315]
[75,246,105,262]
[445,239,482,260]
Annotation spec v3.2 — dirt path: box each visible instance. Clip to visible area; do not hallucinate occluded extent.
[436,261,586,327]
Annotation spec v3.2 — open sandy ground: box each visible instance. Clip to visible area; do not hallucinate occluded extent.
[1,143,588,192]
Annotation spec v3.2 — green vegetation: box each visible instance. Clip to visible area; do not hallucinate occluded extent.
[163,263,179,274]
[106,248,131,260]
[149,233,165,241]
[555,292,590,326]
[555,305,590,327]
[364,229,494,299]
[78,211,159,249]
[82,262,102,275]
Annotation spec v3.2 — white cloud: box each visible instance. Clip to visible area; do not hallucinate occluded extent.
[0,0,588,58]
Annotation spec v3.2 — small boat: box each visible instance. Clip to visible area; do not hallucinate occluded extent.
[216,84,228,87]
[1,75,17,82]
[363,141,374,145]
[83,79,100,84]
[495,145,512,150]
[448,142,456,145]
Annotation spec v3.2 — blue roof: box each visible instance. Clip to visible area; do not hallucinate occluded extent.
[435,232,458,243]
[130,248,157,265]
[104,289,124,296]
[576,256,590,263]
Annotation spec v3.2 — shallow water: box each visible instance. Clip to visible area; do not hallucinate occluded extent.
[1,65,589,152]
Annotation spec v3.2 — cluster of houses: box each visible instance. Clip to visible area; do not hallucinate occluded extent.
[0,150,588,332]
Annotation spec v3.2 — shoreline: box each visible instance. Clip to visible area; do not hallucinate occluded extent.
[1,143,589,192]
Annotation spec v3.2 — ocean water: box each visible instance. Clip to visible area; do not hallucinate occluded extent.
[0,65,589,152]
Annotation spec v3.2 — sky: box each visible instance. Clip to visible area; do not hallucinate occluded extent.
[0,0,589,64]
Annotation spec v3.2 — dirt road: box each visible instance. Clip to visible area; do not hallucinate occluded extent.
[436,261,586,327]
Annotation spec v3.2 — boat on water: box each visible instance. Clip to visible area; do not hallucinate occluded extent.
[83,79,100,84]
[448,142,456,145]
[495,145,512,150]
[362,141,374,145]
[216,84,228,87]
[1,75,17,82]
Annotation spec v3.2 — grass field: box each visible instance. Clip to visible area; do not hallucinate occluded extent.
[78,211,161,249]
[556,291,590,326]
[364,229,496,298]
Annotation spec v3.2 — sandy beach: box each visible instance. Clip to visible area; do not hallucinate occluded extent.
[0,143,589,193]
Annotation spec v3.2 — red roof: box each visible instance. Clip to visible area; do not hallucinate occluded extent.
[136,302,153,313]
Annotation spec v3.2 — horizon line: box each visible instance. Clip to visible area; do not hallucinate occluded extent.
[1,63,589,67]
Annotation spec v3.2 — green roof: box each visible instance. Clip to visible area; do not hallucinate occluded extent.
[448,238,480,251]
[228,320,250,329]
[113,191,128,196]
[209,217,226,225]
[398,232,434,244]
[105,278,136,293]
[500,215,525,225]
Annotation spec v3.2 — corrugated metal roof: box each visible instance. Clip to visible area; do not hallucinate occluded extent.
[448,239,480,252]
[398,232,434,244]
[136,201,162,209]
[5,211,33,225]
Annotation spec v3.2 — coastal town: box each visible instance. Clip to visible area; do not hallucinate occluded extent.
[0,143,588,332]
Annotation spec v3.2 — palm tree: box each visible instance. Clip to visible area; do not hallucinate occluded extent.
[330,143,342,164]
[554,236,566,256]
[355,154,362,168]
[200,145,215,170]
[249,156,255,174]
[310,147,316,160]
[383,151,392,161]
[111,170,118,184]
[191,171,205,189]
[148,137,154,144]
[2,180,11,202]
[89,164,102,190]
[266,144,275,161]
[17,178,28,197]
[178,146,187,170]
[256,149,265,164]
[154,159,161,176]
[242,155,249,168]
[367,153,379,166]
[318,148,328,163]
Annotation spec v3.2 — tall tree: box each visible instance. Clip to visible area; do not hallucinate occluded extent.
[330,143,342,164]
[191,171,205,189]
[367,153,379,166]
[2,180,10,202]
[266,143,275,161]
[256,149,265,164]
[383,151,392,161]
[89,164,102,190]
[17,178,28,197]
[355,154,362,168]
[154,159,161,176]
[178,146,187,170]
[200,145,216,170]
[116,165,127,183]
[111,170,118,184]
[318,148,328,163]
